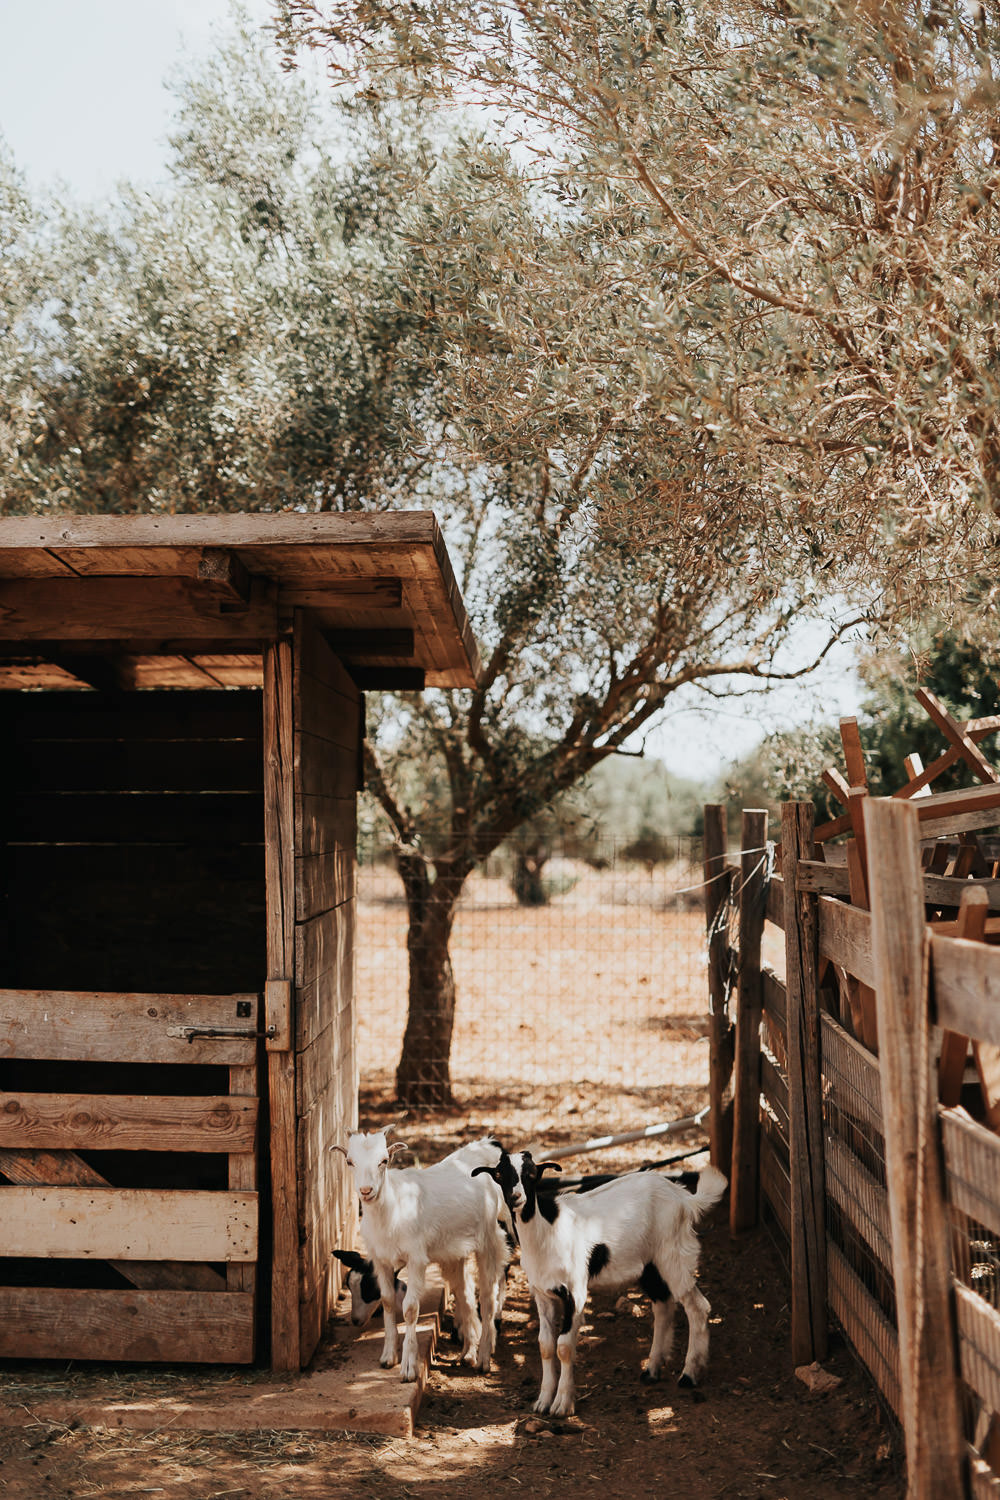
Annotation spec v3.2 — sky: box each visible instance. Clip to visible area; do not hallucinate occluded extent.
[0,0,864,781]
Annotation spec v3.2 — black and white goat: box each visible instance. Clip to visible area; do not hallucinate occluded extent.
[474,1149,727,1417]
[332,1249,406,1328]
[332,1130,511,1381]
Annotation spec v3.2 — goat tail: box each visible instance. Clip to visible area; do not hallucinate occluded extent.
[689,1164,728,1219]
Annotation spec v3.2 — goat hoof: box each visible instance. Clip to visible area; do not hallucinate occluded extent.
[640,1367,660,1385]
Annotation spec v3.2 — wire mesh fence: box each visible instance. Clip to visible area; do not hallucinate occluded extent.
[356,833,712,1151]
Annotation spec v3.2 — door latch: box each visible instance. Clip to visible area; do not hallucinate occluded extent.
[167,1024,277,1043]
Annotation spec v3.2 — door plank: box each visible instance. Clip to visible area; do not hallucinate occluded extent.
[0,1288,254,1363]
[1,1187,257,1261]
[0,991,258,1065]
[0,1093,257,1153]
[0,1149,226,1292]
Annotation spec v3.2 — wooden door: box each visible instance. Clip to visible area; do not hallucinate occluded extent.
[0,988,260,1362]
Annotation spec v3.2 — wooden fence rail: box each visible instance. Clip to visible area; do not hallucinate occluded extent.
[706,795,1000,1500]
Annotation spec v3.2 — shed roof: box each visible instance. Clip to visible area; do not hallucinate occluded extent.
[0,512,480,693]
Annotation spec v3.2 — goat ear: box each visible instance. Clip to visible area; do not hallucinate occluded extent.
[332,1249,366,1272]
[537,1161,563,1178]
[330,1144,349,1159]
[386,1140,409,1159]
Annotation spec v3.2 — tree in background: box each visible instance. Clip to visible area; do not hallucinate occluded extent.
[276,0,1000,630]
[758,626,1000,821]
[9,10,974,1104]
[273,0,1000,1096]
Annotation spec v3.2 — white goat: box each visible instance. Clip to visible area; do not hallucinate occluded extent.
[474,1149,727,1417]
[332,1130,510,1381]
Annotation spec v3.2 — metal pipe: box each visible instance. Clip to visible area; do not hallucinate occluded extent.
[523,1104,711,1162]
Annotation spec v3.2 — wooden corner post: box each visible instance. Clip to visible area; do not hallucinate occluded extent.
[781,801,827,1365]
[264,638,300,1373]
[730,809,768,1234]
[703,804,734,1173]
[863,797,966,1500]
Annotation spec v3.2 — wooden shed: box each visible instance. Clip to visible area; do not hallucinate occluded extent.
[0,512,480,1371]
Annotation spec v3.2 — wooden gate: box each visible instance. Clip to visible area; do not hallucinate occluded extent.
[0,988,260,1363]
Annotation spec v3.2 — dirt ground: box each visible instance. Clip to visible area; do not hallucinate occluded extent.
[0,1129,904,1500]
[0,866,906,1497]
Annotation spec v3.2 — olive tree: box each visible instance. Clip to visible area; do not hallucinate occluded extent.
[2,11,933,1105]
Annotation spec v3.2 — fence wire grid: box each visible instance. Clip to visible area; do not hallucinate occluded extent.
[355,835,712,1148]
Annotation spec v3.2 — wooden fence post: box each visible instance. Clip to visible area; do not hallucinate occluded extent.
[730,809,768,1233]
[703,804,734,1173]
[781,801,828,1365]
[864,797,967,1500]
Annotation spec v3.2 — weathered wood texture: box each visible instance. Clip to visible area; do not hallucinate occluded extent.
[0,990,258,1066]
[781,803,827,1365]
[0,511,481,690]
[864,797,967,1500]
[0,1092,257,1153]
[0,1147,227,1293]
[827,1243,901,1418]
[730,810,768,1234]
[0,1288,255,1363]
[292,617,359,1366]
[817,895,875,989]
[2,1188,257,1261]
[703,805,734,1173]
[263,636,301,1374]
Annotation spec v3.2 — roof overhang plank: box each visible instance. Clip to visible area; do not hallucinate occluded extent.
[0,577,277,641]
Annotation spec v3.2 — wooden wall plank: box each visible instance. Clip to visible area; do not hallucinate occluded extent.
[228,1063,258,1299]
[933,935,1000,1047]
[0,1288,254,1363]
[827,1243,901,1417]
[295,849,355,925]
[761,967,787,1035]
[864,796,966,1499]
[782,801,828,1366]
[2,1188,257,1261]
[703,805,734,1174]
[295,794,356,858]
[956,1282,1000,1416]
[0,991,258,1066]
[264,636,300,1373]
[0,1148,227,1293]
[292,617,359,1366]
[760,1129,791,1240]
[730,809,768,1234]
[0,576,276,640]
[818,895,875,988]
[0,1092,257,1153]
[941,1107,1000,1240]
[824,1134,894,1276]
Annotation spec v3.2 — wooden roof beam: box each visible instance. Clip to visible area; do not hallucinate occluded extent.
[0,576,278,641]
[323,627,415,658]
[197,548,253,605]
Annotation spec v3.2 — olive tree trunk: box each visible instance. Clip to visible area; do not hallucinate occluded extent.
[393,850,468,1107]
